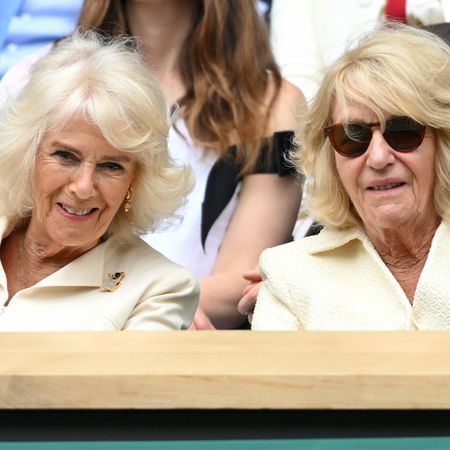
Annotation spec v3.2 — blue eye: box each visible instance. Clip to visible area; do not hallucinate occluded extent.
[52,150,78,161]
[99,162,124,171]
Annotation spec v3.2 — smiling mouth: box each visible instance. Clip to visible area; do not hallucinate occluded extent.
[59,203,97,216]
[368,182,405,191]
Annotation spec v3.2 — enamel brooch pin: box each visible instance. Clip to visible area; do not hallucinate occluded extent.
[101,272,126,292]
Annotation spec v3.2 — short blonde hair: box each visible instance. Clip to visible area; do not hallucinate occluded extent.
[295,24,450,228]
[0,30,194,244]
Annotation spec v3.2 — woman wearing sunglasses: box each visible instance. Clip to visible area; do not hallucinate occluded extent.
[252,24,450,330]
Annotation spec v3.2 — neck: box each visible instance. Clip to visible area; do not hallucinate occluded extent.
[364,216,440,303]
[126,0,195,95]
[365,216,440,266]
[23,219,99,271]
[1,219,100,301]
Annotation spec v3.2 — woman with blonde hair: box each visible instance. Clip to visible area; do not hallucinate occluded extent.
[252,25,450,330]
[0,31,198,331]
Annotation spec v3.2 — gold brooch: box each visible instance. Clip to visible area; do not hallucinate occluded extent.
[101,272,126,292]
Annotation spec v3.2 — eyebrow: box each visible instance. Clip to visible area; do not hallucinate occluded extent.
[49,141,134,163]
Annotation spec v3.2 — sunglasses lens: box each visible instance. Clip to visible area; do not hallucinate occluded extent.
[325,116,426,157]
[384,117,425,151]
[329,124,371,157]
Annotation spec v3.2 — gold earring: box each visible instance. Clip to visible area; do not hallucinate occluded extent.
[124,188,132,213]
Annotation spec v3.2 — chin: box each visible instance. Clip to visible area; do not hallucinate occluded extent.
[366,214,416,231]
[51,230,102,249]
[362,205,416,231]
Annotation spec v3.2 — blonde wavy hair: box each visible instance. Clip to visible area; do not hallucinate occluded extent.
[294,24,450,229]
[0,30,194,244]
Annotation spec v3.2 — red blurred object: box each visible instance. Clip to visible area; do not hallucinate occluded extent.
[386,0,408,23]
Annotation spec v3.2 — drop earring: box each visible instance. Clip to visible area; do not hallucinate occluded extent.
[124,188,132,213]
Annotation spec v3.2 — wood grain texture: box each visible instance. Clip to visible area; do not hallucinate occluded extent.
[0,331,449,409]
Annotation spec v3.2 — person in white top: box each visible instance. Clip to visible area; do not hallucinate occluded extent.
[270,0,450,102]
[77,0,305,329]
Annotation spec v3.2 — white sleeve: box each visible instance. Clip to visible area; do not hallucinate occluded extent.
[251,280,301,330]
[442,0,450,21]
[270,0,323,102]
[251,248,301,330]
[270,0,382,103]
[123,266,200,331]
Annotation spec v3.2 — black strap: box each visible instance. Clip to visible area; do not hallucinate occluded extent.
[201,130,297,248]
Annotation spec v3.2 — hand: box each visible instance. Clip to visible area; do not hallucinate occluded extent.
[189,306,216,330]
[238,269,262,323]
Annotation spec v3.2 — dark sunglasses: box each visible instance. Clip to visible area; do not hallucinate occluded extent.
[324,116,426,158]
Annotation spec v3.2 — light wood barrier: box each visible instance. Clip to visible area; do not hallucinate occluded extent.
[1,331,450,410]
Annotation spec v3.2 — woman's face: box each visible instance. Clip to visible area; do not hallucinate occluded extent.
[332,100,438,232]
[30,119,137,251]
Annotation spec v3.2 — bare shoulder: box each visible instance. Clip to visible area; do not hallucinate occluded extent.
[266,78,307,134]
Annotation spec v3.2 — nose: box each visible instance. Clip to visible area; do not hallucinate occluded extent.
[69,164,97,200]
[365,129,396,170]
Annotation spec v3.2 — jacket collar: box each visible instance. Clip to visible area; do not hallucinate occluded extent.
[307,226,368,255]
[308,220,449,256]
[34,241,107,288]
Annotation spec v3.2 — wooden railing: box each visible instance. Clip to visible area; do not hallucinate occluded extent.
[1,331,450,409]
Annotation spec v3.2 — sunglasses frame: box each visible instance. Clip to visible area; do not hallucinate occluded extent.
[324,116,426,158]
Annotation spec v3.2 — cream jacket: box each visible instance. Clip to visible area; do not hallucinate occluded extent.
[0,218,199,331]
[252,221,450,331]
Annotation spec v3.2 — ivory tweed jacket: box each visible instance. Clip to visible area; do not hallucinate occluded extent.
[252,221,450,330]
